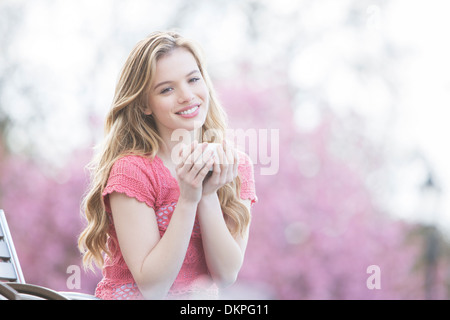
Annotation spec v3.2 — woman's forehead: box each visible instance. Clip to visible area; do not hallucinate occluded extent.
[155,48,199,77]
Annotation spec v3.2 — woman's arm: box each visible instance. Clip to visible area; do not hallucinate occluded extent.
[110,192,198,299]
[110,142,215,299]
[197,194,251,287]
[197,141,251,287]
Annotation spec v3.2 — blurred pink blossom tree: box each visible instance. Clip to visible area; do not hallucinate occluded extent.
[0,149,100,293]
[217,78,449,299]
[0,79,449,299]
[1,0,449,300]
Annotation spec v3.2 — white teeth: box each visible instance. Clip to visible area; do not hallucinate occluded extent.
[178,106,198,115]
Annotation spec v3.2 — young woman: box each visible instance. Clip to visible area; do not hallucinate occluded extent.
[78,31,257,299]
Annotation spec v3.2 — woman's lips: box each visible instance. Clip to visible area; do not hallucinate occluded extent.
[176,105,200,118]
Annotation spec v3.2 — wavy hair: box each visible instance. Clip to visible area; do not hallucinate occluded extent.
[78,31,250,271]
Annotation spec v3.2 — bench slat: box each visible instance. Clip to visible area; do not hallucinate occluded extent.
[0,261,18,281]
[0,240,11,260]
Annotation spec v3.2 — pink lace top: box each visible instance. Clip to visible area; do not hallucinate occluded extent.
[95,151,257,300]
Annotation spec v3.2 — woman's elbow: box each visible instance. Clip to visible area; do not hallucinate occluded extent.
[137,281,171,300]
[212,257,244,288]
[134,274,173,299]
[213,271,239,289]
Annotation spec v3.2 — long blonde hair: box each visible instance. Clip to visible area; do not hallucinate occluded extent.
[78,31,250,271]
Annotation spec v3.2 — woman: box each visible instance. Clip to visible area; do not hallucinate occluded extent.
[78,31,257,299]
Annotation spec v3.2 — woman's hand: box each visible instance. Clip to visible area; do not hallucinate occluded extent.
[176,141,215,204]
[202,141,239,196]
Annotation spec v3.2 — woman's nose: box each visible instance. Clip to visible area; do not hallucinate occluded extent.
[177,85,195,104]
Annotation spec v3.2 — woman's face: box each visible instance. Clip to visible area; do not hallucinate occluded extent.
[146,47,209,139]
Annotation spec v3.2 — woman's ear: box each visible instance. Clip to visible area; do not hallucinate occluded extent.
[144,106,152,116]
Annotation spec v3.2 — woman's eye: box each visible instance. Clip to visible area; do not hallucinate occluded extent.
[160,87,173,94]
[189,77,201,83]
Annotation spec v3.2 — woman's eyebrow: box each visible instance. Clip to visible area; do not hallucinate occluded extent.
[186,69,200,77]
[153,70,200,92]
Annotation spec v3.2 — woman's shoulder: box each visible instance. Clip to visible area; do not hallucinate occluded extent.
[103,154,160,210]
[237,150,254,171]
[109,154,161,180]
[236,150,258,205]
[236,150,256,182]
[112,154,155,170]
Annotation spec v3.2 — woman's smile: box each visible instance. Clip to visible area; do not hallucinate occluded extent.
[176,104,201,118]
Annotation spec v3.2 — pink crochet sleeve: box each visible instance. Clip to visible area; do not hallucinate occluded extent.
[238,151,258,206]
[102,155,157,212]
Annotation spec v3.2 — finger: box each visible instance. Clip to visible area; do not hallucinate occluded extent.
[177,142,205,179]
[178,141,197,168]
[201,143,217,164]
[210,160,221,179]
[179,141,194,158]
[187,144,213,181]
[217,144,227,166]
[191,142,208,167]
[193,156,215,184]
[183,142,206,168]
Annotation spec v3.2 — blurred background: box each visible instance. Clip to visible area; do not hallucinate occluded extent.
[1,0,450,299]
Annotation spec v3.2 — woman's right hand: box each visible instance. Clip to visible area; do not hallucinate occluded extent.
[175,141,215,204]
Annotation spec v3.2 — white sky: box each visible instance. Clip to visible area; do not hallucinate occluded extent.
[3,0,450,232]
[291,0,450,232]
[383,0,450,232]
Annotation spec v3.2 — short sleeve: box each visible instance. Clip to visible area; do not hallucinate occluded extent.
[102,155,157,212]
[237,151,258,206]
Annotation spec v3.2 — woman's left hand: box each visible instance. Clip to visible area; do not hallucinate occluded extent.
[202,141,239,196]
